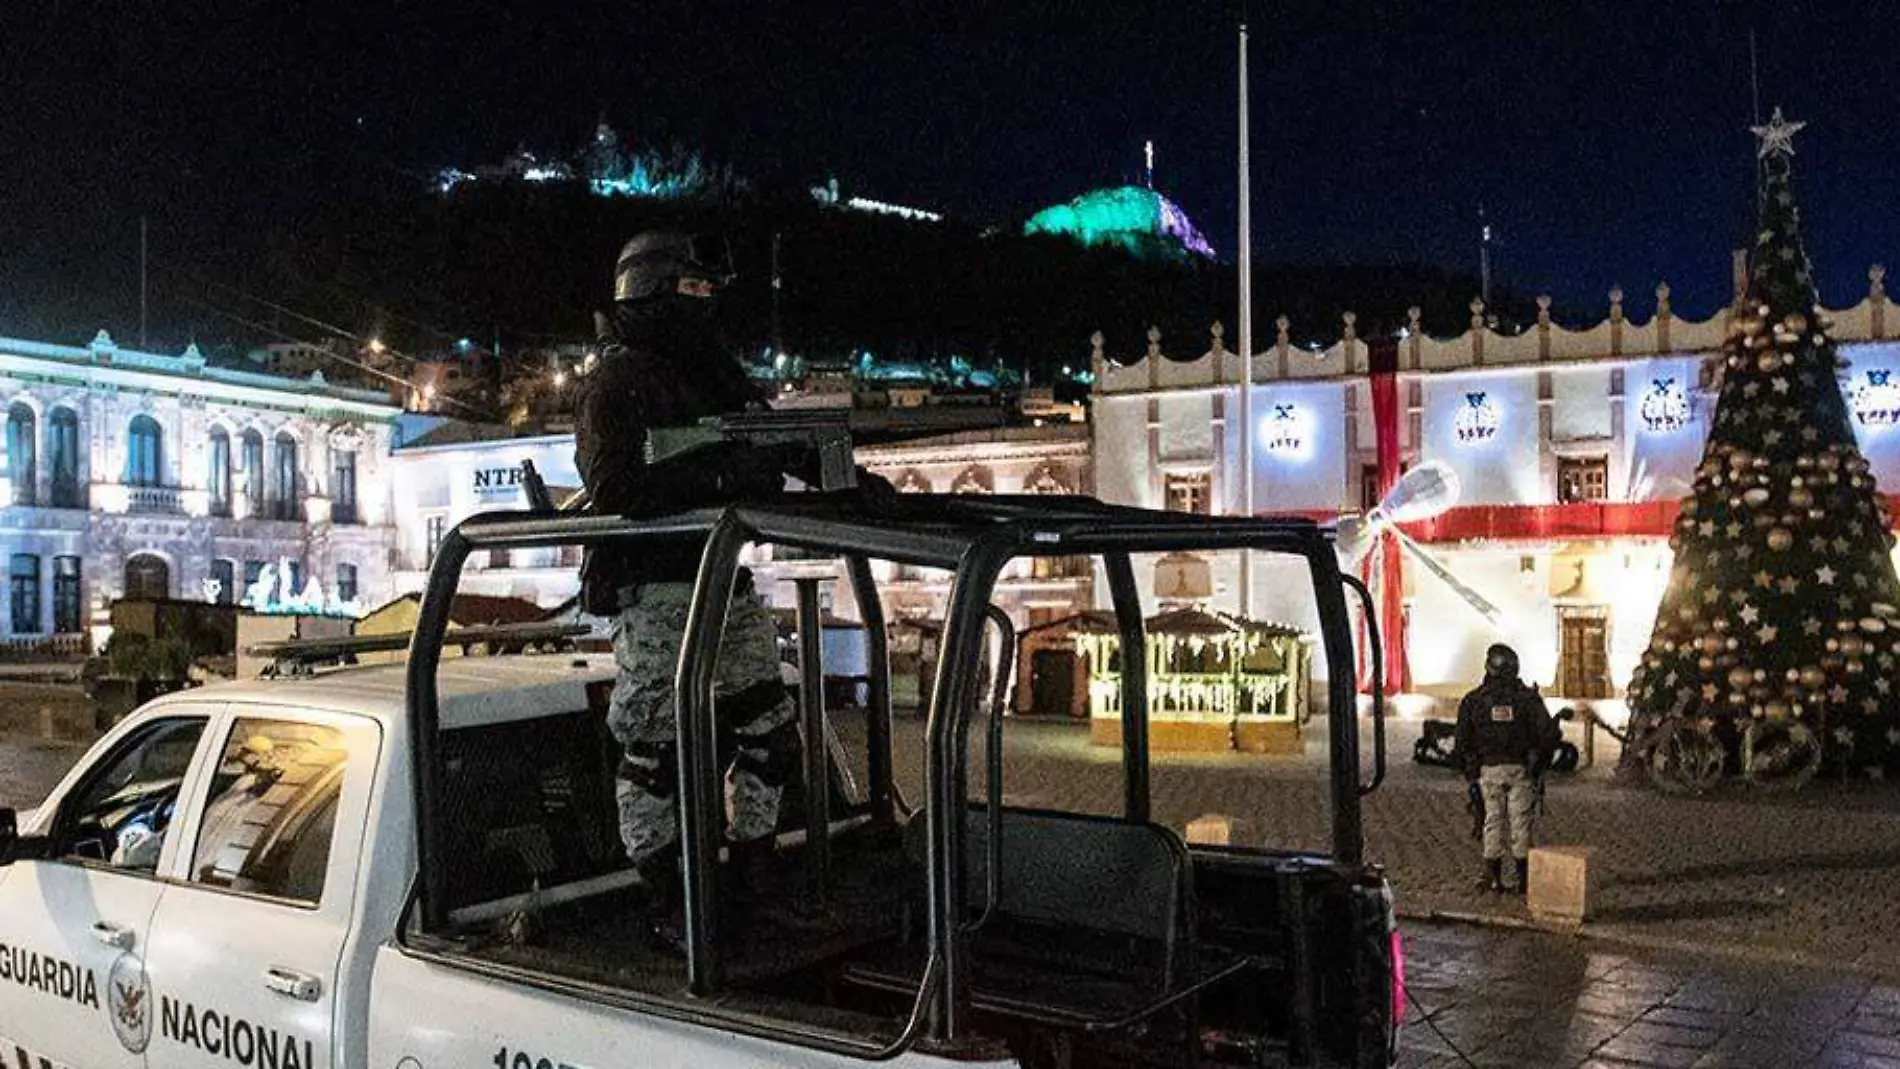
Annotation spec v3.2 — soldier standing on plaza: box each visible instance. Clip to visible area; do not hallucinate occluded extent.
[574,230,810,938]
[1454,643,1556,895]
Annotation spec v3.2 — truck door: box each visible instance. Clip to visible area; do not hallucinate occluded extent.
[140,709,380,1069]
[0,713,216,1069]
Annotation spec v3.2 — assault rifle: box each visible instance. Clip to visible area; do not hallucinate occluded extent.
[648,408,858,491]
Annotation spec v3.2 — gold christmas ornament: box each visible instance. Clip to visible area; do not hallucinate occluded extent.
[1698,655,1717,672]
[1789,488,1814,509]
[1864,618,1889,634]
[1743,488,1771,506]
[1726,666,1754,689]
[1800,666,1827,688]
[1767,527,1795,551]
[1847,659,1866,676]
[1784,313,1809,333]
[1765,700,1792,720]
[1712,618,1730,633]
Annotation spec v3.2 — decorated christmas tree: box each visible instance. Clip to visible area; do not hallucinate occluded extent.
[1627,109,1900,784]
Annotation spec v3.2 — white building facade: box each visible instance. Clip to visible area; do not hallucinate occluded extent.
[1093,269,1900,708]
[1,331,400,643]
[386,431,585,606]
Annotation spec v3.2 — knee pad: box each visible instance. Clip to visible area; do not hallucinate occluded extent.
[731,718,801,788]
[620,741,680,800]
[721,679,793,731]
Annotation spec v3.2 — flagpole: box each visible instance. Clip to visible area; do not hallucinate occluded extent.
[1237,18,1256,618]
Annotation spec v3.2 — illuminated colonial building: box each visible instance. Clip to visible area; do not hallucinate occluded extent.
[381,416,1093,629]
[1092,268,1900,709]
[1,331,400,644]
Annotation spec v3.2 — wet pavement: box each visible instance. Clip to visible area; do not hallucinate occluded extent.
[1402,921,1900,1068]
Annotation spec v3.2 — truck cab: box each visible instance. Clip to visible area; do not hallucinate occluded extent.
[0,494,1398,1068]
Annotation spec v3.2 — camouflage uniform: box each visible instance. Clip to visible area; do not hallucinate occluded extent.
[577,233,811,875]
[609,578,798,864]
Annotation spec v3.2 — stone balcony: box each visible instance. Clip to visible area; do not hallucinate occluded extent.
[125,484,185,515]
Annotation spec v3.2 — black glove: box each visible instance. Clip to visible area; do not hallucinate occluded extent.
[852,468,899,509]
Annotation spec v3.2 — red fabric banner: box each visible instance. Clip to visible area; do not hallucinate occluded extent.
[1366,340,1409,694]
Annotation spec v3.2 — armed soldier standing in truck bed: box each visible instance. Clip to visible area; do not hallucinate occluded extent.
[1454,643,1556,895]
[574,230,811,936]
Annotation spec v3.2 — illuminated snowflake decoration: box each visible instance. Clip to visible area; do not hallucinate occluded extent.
[1639,377,1692,433]
[1452,391,1502,444]
[1263,403,1308,455]
[1850,369,1900,427]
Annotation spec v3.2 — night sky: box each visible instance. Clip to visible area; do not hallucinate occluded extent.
[4,1,1896,346]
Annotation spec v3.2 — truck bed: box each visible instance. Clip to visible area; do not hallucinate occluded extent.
[457,834,917,994]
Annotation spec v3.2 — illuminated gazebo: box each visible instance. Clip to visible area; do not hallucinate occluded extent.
[1077,607,1314,755]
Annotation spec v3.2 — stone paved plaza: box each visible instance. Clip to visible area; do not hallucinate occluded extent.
[872,715,1900,980]
[1402,923,1900,1068]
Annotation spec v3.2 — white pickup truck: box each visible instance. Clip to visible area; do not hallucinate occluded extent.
[0,497,1400,1068]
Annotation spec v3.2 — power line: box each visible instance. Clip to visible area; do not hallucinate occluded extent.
[156,284,490,417]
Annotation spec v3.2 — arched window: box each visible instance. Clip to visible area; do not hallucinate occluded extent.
[9,554,41,633]
[207,428,232,517]
[240,429,265,508]
[52,556,81,633]
[331,449,358,524]
[6,403,35,505]
[124,554,170,601]
[48,408,80,507]
[272,432,300,520]
[127,415,164,488]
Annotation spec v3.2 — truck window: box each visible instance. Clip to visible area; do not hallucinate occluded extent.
[56,717,208,872]
[188,718,349,906]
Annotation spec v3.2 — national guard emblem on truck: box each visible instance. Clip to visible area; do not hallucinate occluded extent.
[108,952,153,1054]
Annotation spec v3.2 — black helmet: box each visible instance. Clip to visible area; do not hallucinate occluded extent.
[613,231,735,303]
[1484,643,1519,681]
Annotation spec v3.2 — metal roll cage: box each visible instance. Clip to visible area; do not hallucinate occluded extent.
[403,495,1380,1057]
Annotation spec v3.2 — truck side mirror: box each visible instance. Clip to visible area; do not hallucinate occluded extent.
[0,808,16,863]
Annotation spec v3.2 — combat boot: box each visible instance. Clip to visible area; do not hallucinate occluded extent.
[635,853,685,954]
[1515,858,1531,899]
[1475,858,1504,893]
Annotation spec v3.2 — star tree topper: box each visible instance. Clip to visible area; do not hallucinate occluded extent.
[1751,107,1807,159]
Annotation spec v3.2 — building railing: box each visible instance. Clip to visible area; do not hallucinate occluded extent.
[126,484,185,514]
[256,497,302,522]
[0,632,90,663]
